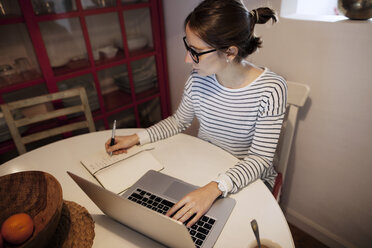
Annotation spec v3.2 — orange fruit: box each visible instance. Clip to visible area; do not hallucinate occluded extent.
[1,213,34,245]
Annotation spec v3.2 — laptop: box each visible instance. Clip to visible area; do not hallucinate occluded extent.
[68,170,236,248]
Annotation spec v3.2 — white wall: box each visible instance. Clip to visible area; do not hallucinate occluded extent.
[162,0,200,136]
[162,1,372,247]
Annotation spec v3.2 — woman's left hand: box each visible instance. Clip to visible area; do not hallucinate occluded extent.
[165,181,222,228]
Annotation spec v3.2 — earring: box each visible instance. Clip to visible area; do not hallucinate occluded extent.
[226,59,230,63]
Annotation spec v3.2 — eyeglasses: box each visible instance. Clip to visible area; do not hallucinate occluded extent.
[183,36,223,64]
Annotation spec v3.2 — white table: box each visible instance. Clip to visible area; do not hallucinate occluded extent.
[0,130,294,248]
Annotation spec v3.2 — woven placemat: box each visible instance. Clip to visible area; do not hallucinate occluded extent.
[47,200,95,248]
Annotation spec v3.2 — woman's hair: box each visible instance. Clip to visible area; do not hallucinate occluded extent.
[184,0,277,62]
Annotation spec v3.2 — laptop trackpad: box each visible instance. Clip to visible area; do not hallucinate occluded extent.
[163,181,196,201]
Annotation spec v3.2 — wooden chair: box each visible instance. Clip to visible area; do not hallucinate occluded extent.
[272,81,310,202]
[1,87,96,155]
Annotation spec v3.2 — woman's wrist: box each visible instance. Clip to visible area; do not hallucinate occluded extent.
[130,134,140,146]
[212,179,229,197]
[206,181,223,199]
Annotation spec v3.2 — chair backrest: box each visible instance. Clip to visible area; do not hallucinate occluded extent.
[272,81,310,201]
[1,87,96,155]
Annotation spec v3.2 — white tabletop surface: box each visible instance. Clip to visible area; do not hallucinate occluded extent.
[0,129,294,248]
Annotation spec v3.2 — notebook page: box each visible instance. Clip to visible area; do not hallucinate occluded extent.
[80,145,163,194]
[81,145,145,175]
[95,151,164,194]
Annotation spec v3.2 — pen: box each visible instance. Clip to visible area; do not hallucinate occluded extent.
[109,120,116,157]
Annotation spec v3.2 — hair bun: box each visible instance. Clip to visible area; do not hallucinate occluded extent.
[251,7,277,24]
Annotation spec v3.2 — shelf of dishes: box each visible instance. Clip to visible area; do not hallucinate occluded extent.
[51,41,153,77]
[1,7,154,79]
[0,66,42,90]
[46,9,153,69]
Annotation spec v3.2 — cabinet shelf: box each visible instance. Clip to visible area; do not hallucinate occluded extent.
[0,70,43,91]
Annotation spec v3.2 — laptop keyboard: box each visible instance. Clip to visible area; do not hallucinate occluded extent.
[128,188,216,248]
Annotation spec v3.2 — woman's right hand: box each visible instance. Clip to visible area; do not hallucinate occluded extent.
[105,134,139,155]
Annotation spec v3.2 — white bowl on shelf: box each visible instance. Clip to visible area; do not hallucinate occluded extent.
[127,36,148,51]
[92,45,118,60]
[99,46,118,59]
[50,56,70,68]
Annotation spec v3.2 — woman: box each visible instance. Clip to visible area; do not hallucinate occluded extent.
[106,0,287,229]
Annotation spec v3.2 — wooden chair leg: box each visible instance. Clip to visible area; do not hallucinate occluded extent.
[272,172,283,202]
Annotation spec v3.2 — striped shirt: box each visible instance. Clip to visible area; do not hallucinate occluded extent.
[138,68,287,195]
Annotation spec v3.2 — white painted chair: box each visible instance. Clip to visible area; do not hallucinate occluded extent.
[272,81,310,202]
[1,87,96,155]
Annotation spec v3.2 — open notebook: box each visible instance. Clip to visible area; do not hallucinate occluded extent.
[81,145,164,194]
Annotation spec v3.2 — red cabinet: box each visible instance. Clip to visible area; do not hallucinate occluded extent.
[0,0,170,161]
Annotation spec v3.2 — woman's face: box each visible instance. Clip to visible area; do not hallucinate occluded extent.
[184,25,226,76]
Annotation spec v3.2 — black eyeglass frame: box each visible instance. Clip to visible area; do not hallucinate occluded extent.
[183,36,226,64]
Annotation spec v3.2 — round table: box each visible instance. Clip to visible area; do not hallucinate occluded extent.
[0,129,294,248]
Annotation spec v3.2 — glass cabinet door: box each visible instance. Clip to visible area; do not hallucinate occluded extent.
[39,18,89,76]
[123,7,153,56]
[0,23,42,89]
[85,12,124,65]
[97,64,131,112]
[130,56,159,100]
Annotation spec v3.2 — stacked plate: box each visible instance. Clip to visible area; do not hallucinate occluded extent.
[58,79,100,112]
[114,58,157,94]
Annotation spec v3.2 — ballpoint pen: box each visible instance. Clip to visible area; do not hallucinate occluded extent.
[109,120,116,157]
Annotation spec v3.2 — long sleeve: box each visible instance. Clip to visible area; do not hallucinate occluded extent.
[137,76,195,145]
